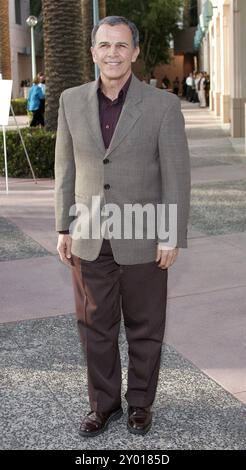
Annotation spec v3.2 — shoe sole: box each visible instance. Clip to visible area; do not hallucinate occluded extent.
[127,421,152,435]
[79,408,123,438]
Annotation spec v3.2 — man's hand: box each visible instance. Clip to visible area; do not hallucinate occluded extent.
[155,246,179,269]
[57,234,72,266]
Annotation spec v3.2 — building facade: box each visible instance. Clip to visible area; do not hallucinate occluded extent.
[197,0,246,138]
[0,0,43,98]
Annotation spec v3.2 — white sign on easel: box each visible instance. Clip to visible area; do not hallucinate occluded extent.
[0,79,13,193]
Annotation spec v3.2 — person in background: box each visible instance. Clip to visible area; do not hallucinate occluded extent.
[194,72,201,104]
[204,72,210,107]
[172,76,180,95]
[198,72,206,108]
[27,77,44,127]
[186,73,194,101]
[182,76,187,97]
[162,75,170,90]
[38,72,46,124]
[149,71,157,87]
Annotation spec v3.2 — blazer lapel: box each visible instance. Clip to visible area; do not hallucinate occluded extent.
[105,75,143,158]
[84,74,143,158]
[84,77,106,156]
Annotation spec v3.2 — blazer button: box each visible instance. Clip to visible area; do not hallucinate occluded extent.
[103,158,110,164]
[104,184,110,190]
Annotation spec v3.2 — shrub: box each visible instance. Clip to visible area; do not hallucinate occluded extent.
[11,98,28,116]
[0,128,56,178]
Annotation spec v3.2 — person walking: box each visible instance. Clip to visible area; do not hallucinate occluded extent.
[27,77,44,127]
[38,72,46,124]
[55,16,190,438]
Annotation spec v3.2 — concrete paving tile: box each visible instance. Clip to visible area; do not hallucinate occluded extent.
[234,392,246,404]
[214,231,246,248]
[191,163,246,183]
[165,285,246,395]
[0,256,74,323]
[168,235,246,297]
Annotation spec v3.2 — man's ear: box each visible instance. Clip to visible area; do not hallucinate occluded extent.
[131,46,140,63]
[91,46,96,63]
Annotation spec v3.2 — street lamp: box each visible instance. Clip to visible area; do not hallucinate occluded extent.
[26,15,38,80]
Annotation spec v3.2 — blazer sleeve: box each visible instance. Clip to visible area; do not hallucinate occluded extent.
[158,97,191,248]
[54,92,75,232]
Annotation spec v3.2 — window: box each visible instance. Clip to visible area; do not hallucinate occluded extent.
[15,0,22,25]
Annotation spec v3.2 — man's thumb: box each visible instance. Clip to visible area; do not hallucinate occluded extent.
[66,243,72,258]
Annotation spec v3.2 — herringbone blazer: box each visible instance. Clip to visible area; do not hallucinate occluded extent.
[55,73,190,264]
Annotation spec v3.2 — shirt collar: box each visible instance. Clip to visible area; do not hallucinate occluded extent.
[97,73,132,102]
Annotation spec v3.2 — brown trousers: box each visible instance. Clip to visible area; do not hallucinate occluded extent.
[71,239,168,413]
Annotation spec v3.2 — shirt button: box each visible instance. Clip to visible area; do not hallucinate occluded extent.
[104,184,110,190]
[105,125,110,129]
[103,158,110,164]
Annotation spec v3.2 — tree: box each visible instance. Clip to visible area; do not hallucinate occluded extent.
[107,0,184,75]
[81,0,107,83]
[42,0,106,130]
[0,0,11,79]
[42,0,84,131]
[183,0,198,27]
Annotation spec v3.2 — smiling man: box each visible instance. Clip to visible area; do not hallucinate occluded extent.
[55,16,190,438]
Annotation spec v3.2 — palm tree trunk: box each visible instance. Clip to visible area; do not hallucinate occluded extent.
[42,0,83,131]
[0,0,11,79]
[81,0,94,82]
[99,0,106,18]
[81,0,106,83]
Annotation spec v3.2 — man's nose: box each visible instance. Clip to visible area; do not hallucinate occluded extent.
[108,44,118,55]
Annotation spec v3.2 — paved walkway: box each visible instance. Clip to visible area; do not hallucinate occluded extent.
[1,102,246,449]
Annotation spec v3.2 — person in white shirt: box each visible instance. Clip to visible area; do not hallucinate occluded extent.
[186,73,194,101]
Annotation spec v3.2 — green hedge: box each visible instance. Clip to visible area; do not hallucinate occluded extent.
[0,128,56,178]
[11,98,28,116]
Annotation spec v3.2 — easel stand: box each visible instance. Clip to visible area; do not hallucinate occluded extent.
[2,125,8,193]
[2,105,37,194]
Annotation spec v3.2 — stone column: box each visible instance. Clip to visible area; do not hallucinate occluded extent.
[209,22,215,111]
[220,3,230,123]
[214,14,221,116]
[230,0,246,137]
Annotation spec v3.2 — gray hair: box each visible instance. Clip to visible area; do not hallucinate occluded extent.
[91,16,139,48]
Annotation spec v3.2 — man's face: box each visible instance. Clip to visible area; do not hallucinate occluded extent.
[91,24,140,81]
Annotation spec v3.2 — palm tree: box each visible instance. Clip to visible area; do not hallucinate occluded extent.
[99,0,107,19]
[42,0,106,130]
[81,0,106,83]
[0,0,11,79]
[42,0,84,131]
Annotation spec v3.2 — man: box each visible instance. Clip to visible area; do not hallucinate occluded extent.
[55,16,190,437]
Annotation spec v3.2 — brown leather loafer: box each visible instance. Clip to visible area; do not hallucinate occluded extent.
[79,407,123,437]
[127,406,152,435]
